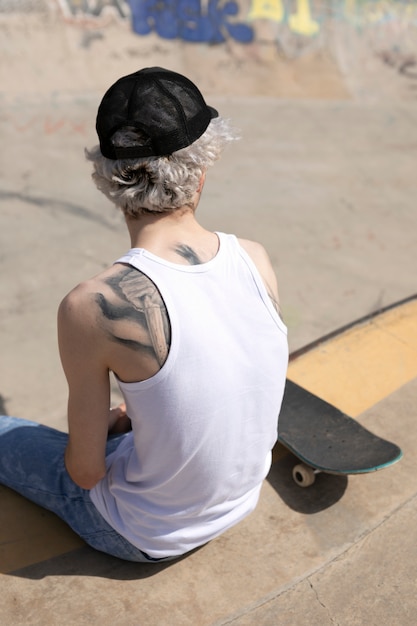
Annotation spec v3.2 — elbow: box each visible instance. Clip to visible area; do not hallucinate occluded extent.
[72,472,105,490]
[65,450,106,490]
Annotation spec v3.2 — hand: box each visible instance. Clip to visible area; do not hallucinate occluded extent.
[108,403,132,434]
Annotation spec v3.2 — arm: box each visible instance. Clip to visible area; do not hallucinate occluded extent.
[58,284,111,490]
[238,238,283,319]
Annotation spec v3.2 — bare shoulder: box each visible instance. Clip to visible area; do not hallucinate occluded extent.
[58,264,132,319]
[57,264,130,346]
[237,238,282,316]
[58,263,171,381]
[238,238,272,266]
[237,238,277,288]
[58,274,106,326]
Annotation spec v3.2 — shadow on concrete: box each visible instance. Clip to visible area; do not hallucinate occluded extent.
[4,449,348,581]
[0,394,9,416]
[5,461,348,581]
[4,451,347,581]
[268,446,348,514]
[9,544,195,581]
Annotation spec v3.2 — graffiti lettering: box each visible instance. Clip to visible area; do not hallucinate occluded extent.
[57,0,129,20]
[48,0,417,44]
[128,0,254,43]
[247,0,284,23]
[341,0,417,25]
[50,0,417,44]
[288,0,319,36]
[247,0,320,36]
[247,0,417,37]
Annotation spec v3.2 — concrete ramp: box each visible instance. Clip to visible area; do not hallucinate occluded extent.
[1,1,417,101]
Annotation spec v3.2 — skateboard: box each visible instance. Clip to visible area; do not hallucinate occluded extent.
[277,379,403,487]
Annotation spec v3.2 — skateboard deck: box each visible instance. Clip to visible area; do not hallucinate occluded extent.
[277,379,403,487]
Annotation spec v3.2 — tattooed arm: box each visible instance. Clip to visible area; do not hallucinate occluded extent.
[57,266,171,489]
[58,284,111,489]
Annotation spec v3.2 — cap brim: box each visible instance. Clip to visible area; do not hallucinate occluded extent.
[208,105,219,119]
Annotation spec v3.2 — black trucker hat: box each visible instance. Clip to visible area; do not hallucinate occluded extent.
[96,67,219,160]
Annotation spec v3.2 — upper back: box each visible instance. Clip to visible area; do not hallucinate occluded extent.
[61,233,284,385]
[88,233,289,556]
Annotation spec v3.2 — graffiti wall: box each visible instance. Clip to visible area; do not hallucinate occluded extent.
[1,0,417,99]
[49,0,417,43]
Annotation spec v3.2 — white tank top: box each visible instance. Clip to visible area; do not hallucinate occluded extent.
[90,233,288,557]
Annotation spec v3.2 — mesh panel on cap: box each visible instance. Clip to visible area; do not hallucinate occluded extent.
[96,67,218,159]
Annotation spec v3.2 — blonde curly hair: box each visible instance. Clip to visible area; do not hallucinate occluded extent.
[86,117,238,218]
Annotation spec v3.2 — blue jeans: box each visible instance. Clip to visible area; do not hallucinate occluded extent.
[0,415,170,563]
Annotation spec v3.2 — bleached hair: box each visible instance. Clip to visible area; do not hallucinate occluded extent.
[86,117,238,217]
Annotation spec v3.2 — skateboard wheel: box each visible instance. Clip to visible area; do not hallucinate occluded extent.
[292,463,316,487]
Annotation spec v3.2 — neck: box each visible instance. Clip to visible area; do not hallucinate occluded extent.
[126,207,197,246]
[126,172,206,248]
[124,206,219,265]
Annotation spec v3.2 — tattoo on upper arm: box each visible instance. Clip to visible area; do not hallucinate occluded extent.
[96,268,171,366]
[173,244,202,265]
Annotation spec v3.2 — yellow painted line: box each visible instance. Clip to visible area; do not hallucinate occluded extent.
[0,486,83,573]
[287,298,417,417]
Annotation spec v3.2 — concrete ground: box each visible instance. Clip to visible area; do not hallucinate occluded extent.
[0,295,416,626]
[1,96,416,423]
[1,93,417,623]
